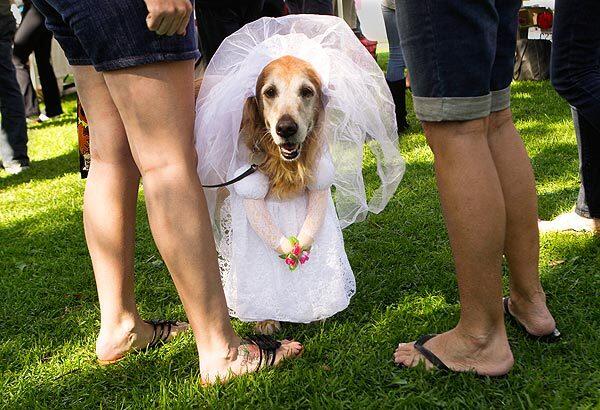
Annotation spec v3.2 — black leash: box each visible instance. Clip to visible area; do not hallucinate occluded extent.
[201,164,260,188]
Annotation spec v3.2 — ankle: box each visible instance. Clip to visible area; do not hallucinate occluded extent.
[509,288,547,307]
[197,334,242,361]
[454,322,508,349]
[99,312,143,333]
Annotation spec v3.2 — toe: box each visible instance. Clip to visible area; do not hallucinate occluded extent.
[172,322,190,335]
[393,342,421,367]
[394,352,413,367]
[396,342,416,354]
[279,340,303,358]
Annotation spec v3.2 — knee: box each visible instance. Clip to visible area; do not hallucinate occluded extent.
[423,118,488,154]
[137,152,199,186]
[489,109,514,132]
[550,60,589,102]
[550,68,571,99]
[88,127,136,170]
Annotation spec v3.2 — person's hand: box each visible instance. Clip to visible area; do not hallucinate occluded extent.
[145,0,193,36]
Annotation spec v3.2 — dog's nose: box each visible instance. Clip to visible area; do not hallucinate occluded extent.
[276,116,298,138]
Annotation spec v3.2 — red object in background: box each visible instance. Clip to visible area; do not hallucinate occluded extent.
[359,36,378,60]
[537,11,553,30]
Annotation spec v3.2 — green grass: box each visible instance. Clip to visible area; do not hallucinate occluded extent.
[1,77,599,408]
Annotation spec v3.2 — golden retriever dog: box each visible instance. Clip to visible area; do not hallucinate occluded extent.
[244,56,325,334]
[195,56,326,334]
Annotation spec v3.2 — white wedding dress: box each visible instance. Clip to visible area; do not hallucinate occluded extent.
[215,152,355,323]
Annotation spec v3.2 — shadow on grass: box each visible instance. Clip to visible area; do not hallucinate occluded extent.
[28,115,77,131]
[0,148,80,192]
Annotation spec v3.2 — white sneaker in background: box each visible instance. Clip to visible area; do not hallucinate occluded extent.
[539,211,600,234]
[3,163,30,175]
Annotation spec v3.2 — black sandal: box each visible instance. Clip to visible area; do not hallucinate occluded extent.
[145,319,184,350]
[97,319,186,365]
[241,334,282,371]
[503,297,561,343]
[395,334,508,378]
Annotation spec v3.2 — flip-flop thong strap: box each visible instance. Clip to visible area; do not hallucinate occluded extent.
[245,335,281,370]
[414,334,451,371]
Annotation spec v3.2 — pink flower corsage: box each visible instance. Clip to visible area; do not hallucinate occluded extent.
[279,236,311,271]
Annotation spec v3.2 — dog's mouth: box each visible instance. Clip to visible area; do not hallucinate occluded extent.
[279,143,302,161]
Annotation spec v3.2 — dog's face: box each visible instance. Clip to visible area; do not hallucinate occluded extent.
[255,56,323,161]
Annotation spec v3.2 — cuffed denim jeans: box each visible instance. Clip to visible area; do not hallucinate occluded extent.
[551,0,600,218]
[0,16,28,167]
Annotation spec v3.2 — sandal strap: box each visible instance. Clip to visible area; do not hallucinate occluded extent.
[244,334,281,370]
[145,319,177,350]
[414,334,450,371]
[503,297,511,315]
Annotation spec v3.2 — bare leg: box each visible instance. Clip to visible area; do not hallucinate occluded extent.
[73,66,187,362]
[487,109,556,336]
[100,60,301,382]
[394,119,514,376]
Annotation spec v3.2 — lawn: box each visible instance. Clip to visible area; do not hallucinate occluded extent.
[1,67,599,408]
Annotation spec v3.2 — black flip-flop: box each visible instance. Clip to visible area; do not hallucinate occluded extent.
[395,334,508,378]
[503,297,561,343]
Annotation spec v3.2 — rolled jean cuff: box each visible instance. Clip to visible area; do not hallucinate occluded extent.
[95,50,200,71]
[575,206,591,219]
[413,86,512,122]
[491,86,511,113]
[412,94,491,122]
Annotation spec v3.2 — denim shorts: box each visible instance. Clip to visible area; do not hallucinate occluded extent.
[30,0,200,71]
[395,0,521,122]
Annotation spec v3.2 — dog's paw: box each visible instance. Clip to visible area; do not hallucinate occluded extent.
[253,320,281,335]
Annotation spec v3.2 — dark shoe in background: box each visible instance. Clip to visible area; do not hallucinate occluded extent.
[387,79,409,133]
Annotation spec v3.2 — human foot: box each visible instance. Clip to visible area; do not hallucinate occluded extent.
[200,335,303,385]
[539,211,600,234]
[504,294,559,339]
[393,328,514,377]
[96,319,189,364]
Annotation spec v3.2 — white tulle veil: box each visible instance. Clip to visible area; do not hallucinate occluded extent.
[195,14,405,232]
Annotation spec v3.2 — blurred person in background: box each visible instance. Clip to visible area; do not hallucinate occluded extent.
[286,0,332,14]
[381,0,408,132]
[286,1,378,58]
[336,0,378,58]
[195,0,264,66]
[540,0,600,234]
[0,0,29,174]
[13,0,63,122]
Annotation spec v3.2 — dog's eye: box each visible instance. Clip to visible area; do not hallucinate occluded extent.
[300,86,315,98]
[263,87,277,99]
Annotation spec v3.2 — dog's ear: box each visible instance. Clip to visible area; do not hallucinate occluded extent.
[240,96,263,139]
